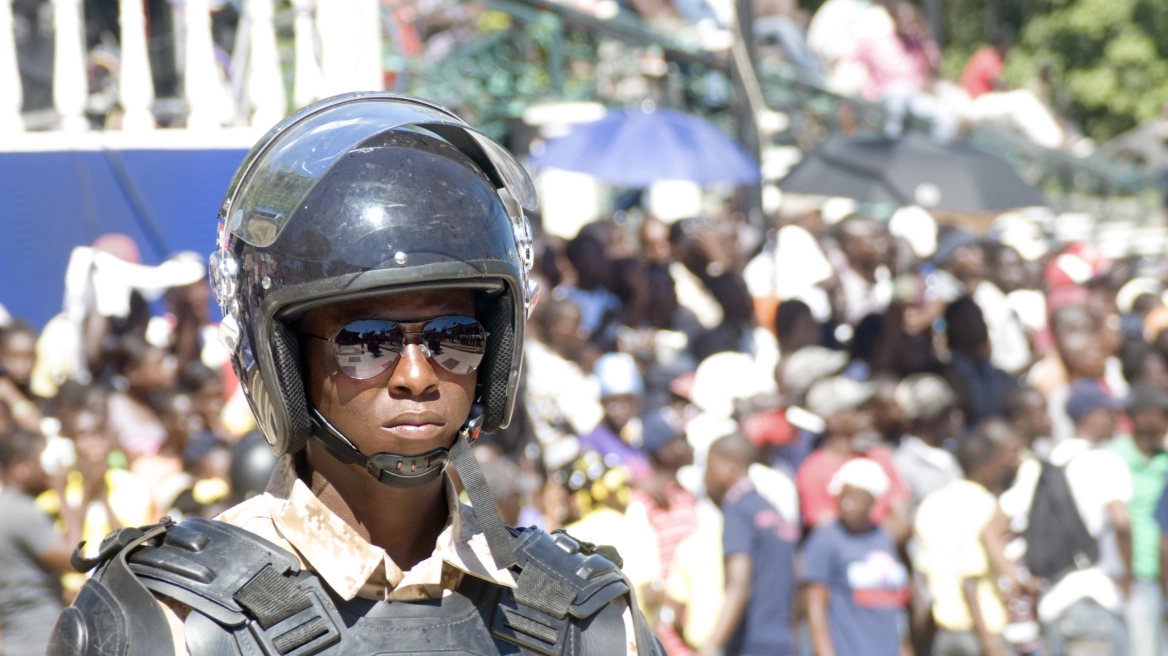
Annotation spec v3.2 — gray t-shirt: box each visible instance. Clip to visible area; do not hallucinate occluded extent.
[0,488,64,656]
[895,436,962,511]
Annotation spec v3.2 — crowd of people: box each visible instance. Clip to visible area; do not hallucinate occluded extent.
[547,0,1078,152]
[3,190,1168,656]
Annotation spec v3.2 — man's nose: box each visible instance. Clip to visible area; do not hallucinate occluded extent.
[387,343,440,397]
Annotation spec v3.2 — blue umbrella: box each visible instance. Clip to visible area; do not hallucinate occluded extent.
[529,107,761,187]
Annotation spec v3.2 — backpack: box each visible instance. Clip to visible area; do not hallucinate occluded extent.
[1022,460,1098,581]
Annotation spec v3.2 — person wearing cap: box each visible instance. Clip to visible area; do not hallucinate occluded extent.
[915,429,1019,656]
[892,373,964,511]
[1107,385,1168,656]
[626,410,698,654]
[1032,378,1132,655]
[578,352,653,480]
[795,376,912,544]
[803,459,909,656]
[702,433,799,656]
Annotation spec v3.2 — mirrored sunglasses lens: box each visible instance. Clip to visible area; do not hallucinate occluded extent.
[422,316,486,375]
[333,320,404,379]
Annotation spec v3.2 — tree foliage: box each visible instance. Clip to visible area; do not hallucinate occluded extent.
[1008,0,1168,141]
[801,0,1168,142]
[941,0,1168,141]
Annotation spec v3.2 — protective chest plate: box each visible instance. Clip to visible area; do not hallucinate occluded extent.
[50,518,647,656]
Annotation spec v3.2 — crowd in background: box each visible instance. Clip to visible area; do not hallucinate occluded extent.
[4,187,1168,656]
[544,0,1079,152]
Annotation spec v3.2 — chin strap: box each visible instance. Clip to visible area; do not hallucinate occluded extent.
[307,406,517,570]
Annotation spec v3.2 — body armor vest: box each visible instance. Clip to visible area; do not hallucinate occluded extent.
[48,517,662,656]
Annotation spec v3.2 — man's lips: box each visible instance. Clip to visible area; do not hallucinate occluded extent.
[381,412,446,439]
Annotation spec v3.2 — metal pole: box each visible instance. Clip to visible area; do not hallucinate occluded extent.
[732,0,763,228]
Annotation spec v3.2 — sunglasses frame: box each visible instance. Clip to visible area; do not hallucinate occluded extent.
[303,315,488,380]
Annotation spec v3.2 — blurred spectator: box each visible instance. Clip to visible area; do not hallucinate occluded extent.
[743,202,834,325]
[893,373,963,510]
[106,336,178,458]
[0,321,43,432]
[774,300,822,358]
[943,297,1013,425]
[702,434,798,656]
[669,220,756,360]
[57,399,155,552]
[524,299,602,468]
[1001,385,1052,459]
[579,352,653,479]
[1034,379,1131,654]
[560,453,661,604]
[627,410,698,655]
[934,230,1031,375]
[796,376,912,543]
[1108,386,1168,656]
[180,361,232,448]
[915,428,1018,656]
[804,458,909,656]
[829,216,892,326]
[559,228,622,339]
[0,429,76,656]
[960,31,1012,99]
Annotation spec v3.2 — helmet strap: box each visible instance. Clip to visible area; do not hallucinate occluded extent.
[307,406,449,488]
[306,405,518,570]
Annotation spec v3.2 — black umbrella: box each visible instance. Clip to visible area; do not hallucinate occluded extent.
[778,132,1043,212]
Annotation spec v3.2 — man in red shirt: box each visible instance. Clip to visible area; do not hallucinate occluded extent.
[795,376,913,544]
[961,31,1013,98]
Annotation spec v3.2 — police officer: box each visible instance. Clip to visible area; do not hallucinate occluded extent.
[48,93,662,656]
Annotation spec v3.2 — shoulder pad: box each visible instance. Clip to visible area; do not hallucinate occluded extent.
[50,520,176,656]
[511,527,629,619]
[126,517,302,626]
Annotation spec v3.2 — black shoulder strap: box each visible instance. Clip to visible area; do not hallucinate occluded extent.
[49,519,177,656]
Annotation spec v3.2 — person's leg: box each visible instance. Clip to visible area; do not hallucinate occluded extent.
[1126,579,1162,656]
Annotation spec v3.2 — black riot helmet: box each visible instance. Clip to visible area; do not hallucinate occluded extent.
[209,92,537,481]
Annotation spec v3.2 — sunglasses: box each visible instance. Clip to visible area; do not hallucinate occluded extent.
[304,316,487,379]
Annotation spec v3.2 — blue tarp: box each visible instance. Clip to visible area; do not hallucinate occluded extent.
[0,147,249,328]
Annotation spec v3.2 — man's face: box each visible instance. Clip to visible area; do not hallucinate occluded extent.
[640,218,672,266]
[837,485,875,533]
[128,347,177,391]
[0,331,35,387]
[827,405,876,449]
[546,305,583,352]
[841,221,888,269]
[995,431,1024,491]
[1132,407,1168,450]
[1079,408,1117,443]
[703,453,738,506]
[601,393,640,434]
[1021,397,1051,441]
[951,244,986,281]
[302,290,478,457]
